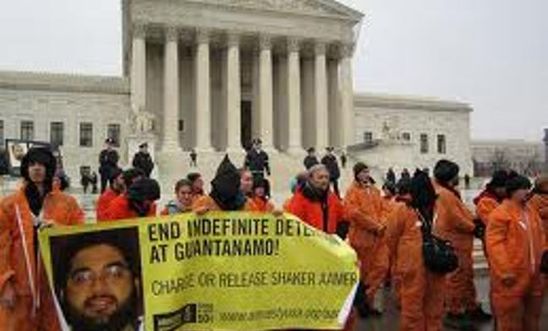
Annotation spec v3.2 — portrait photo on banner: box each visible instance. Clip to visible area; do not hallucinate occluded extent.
[49,227,144,331]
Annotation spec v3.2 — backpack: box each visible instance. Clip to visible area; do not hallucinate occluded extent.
[417,210,459,274]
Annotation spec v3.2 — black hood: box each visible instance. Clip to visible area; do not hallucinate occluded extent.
[21,147,56,182]
[128,178,161,202]
[210,156,246,211]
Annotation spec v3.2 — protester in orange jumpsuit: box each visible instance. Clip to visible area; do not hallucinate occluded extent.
[486,175,547,331]
[474,170,512,226]
[0,147,84,331]
[103,177,160,221]
[96,168,144,221]
[385,170,447,331]
[95,167,123,220]
[529,175,548,240]
[343,162,389,315]
[285,164,354,331]
[432,160,488,329]
[286,165,344,233]
[187,172,205,202]
[193,156,258,213]
[251,178,275,212]
[161,179,194,215]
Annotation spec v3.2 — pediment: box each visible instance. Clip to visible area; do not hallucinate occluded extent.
[184,0,363,21]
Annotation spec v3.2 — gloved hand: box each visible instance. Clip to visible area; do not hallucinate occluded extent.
[473,219,486,239]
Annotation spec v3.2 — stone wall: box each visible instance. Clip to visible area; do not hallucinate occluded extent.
[352,93,474,177]
[0,72,131,181]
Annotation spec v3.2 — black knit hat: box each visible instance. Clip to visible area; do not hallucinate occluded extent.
[128,178,160,202]
[506,175,531,197]
[487,170,509,189]
[434,159,460,183]
[20,147,56,182]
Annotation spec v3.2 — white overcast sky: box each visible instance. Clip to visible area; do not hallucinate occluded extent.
[0,0,546,141]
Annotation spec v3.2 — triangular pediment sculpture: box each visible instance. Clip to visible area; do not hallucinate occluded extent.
[184,0,363,20]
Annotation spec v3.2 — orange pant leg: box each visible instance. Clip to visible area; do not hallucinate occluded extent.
[0,296,37,331]
[399,268,427,331]
[445,248,476,314]
[424,272,446,331]
[365,241,389,302]
[492,293,543,331]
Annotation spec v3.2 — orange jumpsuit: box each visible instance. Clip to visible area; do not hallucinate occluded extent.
[0,186,84,331]
[284,189,353,331]
[528,194,548,243]
[95,188,119,221]
[385,203,446,331]
[191,195,258,212]
[475,191,500,226]
[285,190,343,234]
[486,201,546,331]
[344,182,389,303]
[434,182,478,315]
[101,194,157,221]
[251,196,275,213]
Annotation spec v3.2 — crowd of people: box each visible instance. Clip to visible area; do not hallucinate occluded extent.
[0,141,547,331]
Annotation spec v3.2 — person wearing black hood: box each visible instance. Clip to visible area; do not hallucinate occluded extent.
[99,138,120,193]
[433,160,489,329]
[193,156,257,213]
[104,178,160,221]
[132,142,154,177]
[0,147,85,331]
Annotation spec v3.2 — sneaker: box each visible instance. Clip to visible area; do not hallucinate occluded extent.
[467,305,492,322]
[443,313,477,330]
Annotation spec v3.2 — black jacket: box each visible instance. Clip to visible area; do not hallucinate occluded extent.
[132,152,154,177]
[304,156,319,170]
[321,154,340,180]
[99,149,119,176]
[245,149,270,176]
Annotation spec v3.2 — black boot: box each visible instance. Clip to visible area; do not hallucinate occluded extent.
[467,304,492,322]
[353,281,370,318]
[443,313,477,330]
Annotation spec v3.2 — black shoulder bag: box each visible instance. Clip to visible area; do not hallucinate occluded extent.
[417,210,459,274]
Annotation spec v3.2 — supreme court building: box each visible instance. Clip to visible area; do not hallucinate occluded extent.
[0,0,473,185]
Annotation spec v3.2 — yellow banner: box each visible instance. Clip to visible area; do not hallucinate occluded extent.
[39,212,358,331]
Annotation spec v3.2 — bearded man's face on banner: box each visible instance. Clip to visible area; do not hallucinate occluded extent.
[63,243,140,331]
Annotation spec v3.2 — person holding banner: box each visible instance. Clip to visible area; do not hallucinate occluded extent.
[344,162,389,314]
[187,172,205,201]
[385,170,447,331]
[0,147,84,331]
[285,164,344,234]
[251,178,275,213]
[193,156,258,213]
[161,179,194,215]
[104,178,160,221]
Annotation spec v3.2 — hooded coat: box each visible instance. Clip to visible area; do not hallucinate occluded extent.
[0,148,84,331]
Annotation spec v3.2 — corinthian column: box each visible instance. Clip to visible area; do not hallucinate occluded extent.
[131,24,146,112]
[225,33,241,152]
[195,29,213,152]
[162,27,181,151]
[287,38,302,154]
[258,35,274,150]
[314,42,328,151]
[339,44,355,149]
